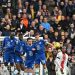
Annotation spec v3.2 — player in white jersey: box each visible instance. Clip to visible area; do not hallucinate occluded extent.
[54,46,68,75]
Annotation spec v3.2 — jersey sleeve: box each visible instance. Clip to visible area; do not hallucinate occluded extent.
[2,38,5,48]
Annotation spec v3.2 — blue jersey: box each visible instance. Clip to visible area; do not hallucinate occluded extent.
[3,36,17,52]
[15,39,26,55]
[34,40,45,54]
[25,44,36,60]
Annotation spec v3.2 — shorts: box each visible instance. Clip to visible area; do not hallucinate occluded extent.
[25,59,34,69]
[15,55,23,64]
[35,53,46,65]
[3,52,15,64]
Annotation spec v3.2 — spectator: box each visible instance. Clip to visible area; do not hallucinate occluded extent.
[46,54,56,75]
[11,15,19,29]
[59,15,68,31]
[41,17,51,31]
[21,14,28,29]
[47,27,54,42]
[71,54,75,75]
[68,24,75,40]
[53,31,61,42]
[2,25,11,36]
[17,20,26,34]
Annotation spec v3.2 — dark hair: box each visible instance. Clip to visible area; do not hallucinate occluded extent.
[27,38,33,41]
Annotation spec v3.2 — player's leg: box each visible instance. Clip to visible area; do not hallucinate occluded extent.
[10,53,15,75]
[3,52,10,75]
[20,63,25,75]
[41,53,48,75]
[27,60,34,75]
[3,52,9,71]
[14,55,22,75]
[35,56,40,75]
[28,68,33,75]
[24,60,29,75]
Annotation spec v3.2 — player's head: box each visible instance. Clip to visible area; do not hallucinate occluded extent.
[10,32,14,39]
[27,38,33,45]
[19,33,23,40]
[35,33,40,40]
[62,46,66,53]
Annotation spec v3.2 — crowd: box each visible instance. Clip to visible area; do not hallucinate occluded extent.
[0,0,75,75]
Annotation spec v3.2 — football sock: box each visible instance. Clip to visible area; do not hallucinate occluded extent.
[35,68,39,75]
[14,69,19,75]
[20,70,24,75]
[44,68,48,75]
[24,72,28,75]
[28,73,32,75]
[11,66,14,75]
[3,66,8,71]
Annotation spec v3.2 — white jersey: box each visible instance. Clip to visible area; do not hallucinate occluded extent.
[54,51,68,75]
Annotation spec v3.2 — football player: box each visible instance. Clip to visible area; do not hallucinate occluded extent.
[14,34,26,75]
[34,33,48,75]
[3,32,17,75]
[24,38,36,75]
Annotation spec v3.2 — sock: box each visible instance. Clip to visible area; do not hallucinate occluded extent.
[11,66,14,71]
[24,72,28,75]
[11,67,14,75]
[14,69,19,75]
[28,73,32,75]
[35,68,39,75]
[44,68,48,75]
[3,66,7,71]
[20,70,24,75]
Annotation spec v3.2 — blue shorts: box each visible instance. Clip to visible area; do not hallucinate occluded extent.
[3,52,15,64]
[25,59,34,69]
[15,55,23,64]
[35,53,46,65]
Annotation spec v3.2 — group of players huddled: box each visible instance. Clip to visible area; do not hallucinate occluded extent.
[2,32,51,75]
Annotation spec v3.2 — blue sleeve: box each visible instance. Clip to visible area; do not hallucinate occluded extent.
[23,42,26,54]
[2,38,5,47]
[15,43,19,52]
[41,40,45,45]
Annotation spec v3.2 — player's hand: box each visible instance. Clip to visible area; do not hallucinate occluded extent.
[32,48,36,51]
[60,68,64,74]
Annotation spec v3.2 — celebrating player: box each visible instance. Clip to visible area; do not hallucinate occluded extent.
[14,34,26,75]
[3,32,17,75]
[34,33,48,75]
[24,38,36,75]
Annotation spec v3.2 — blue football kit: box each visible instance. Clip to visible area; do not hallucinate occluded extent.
[3,36,17,64]
[15,39,26,64]
[25,44,36,69]
[34,39,46,65]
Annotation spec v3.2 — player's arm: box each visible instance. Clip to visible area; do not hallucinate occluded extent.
[44,40,53,46]
[2,38,6,47]
[2,38,6,51]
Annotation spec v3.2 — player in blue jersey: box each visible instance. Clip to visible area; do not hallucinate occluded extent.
[24,38,36,75]
[14,34,26,75]
[3,32,17,74]
[34,33,48,75]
